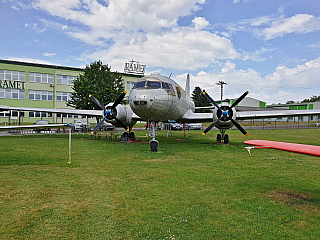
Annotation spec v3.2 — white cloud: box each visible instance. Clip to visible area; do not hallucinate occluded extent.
[242,47,277,62]
[43,52,57,57]
[176,57,320,103]
[7,57,57,65]
[81,26,240,71]
[221,13,320,40]
[31,0,207,44]
[24,23,46,33]
[261,14,320,40]
[192,16,210,30]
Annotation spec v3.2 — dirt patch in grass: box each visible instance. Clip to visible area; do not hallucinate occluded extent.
[144,159,168,162]
[267,189,320,213]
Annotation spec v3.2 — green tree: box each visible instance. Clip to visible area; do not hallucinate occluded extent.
[301,95,320,103]
[67,61,125,121]
[191,87,212,113]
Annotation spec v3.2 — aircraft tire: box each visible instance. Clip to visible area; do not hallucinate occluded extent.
[217,134,222,142]
[224,134,229,144]
[150,141,158,152]
[128,132,136,141]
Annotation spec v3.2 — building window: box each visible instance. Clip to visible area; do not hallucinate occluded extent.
[29,90,53,101]
[29,72,53,84]
[0,70,25,81]
[126,81,135,90]
[56,75,77,85]
[56,92,71,102]
[29,112,52,118]
[0,88,25,99]
[0,111,24,117]
[56,114,78,118]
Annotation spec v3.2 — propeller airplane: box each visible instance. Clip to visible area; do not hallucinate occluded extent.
[1,73,320,152]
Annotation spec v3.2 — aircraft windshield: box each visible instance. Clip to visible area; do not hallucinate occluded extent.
[135,81,146,88]
[146,81,161,88]
[134,80,162,89]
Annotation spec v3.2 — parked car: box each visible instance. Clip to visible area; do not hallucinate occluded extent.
[99,122,115,131]
[72,119,90,131]
[33,120,51,132]
[185,123,203,130]
[170,123,183,130]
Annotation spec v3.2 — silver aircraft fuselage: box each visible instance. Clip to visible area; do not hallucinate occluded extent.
[129,74,195,122]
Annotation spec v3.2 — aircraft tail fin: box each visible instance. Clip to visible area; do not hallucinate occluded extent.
[185,73,190,97]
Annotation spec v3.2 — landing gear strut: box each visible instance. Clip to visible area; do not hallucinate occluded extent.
[149,121,159,152]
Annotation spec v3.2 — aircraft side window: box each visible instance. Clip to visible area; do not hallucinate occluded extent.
[168,83,176,96]
[162,82,166,89]
[176,86,183,99]
[135,81,146,88]
[146,81,161,89]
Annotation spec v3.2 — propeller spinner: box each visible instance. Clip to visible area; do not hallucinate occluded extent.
[89,91,128,132]
[202,91,249,136]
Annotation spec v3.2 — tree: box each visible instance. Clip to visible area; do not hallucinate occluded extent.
[286,100,295,104]
[191,87,212,113]
[301,95,320,103]
[67,61,125,121]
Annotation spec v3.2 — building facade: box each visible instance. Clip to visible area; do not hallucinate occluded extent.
[0,59,141,124]
[267,102,320,121]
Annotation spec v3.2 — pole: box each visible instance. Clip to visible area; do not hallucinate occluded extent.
[68,128,71,164]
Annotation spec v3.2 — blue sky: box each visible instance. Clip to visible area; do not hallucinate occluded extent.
[1,0,320,104]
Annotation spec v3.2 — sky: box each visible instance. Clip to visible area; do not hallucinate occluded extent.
[1,0,320,105]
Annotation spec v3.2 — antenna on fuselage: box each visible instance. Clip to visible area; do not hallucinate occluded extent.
[216,80,227,103]
[169,73,172,78]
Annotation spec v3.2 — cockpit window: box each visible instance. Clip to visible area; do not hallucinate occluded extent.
[162,82,175,96]
[146,81,161,88]
[135,81,145,88]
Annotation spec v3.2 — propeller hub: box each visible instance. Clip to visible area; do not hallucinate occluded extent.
[105,110,111,115]
[222,111,228,116]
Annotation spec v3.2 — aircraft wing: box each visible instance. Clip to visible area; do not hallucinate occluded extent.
[236,109,320,120]
[244,140,320,157]
[177,110,213,123]
[0,123,71,130]
[0,105,102,117]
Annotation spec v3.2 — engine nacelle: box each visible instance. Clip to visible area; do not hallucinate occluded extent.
[212,105,237,129]
[105,103,137,127]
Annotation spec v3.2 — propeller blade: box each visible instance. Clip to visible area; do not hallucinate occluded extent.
[92,115,107,132]
[202,91,221,110]
[89,95,105,110]
[230,119,248,136]
[115,118,128,131]
[203,117,221,135]
[230,91,249,109]
[112,91,127,109]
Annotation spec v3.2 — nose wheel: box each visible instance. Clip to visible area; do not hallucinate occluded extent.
[148,121,159,152]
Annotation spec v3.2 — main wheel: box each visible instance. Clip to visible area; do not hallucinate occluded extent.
[217,134,222,142]
[128,132,136,141]
[150,141,158,152]
[224,134,229,144]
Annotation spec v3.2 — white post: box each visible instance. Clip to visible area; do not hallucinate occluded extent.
[68,128,71,164]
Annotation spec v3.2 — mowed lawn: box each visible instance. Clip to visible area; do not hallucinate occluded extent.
[0,129,319,239]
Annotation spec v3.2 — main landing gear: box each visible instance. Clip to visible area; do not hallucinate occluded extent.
[217,129,229,144]
[121,131,136,141]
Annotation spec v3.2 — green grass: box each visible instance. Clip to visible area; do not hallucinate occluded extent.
[0,129,320,239]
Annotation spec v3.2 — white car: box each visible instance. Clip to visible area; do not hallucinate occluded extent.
[185,123,202,130]
[72,119,90,131]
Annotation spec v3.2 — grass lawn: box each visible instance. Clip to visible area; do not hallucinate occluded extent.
[0,129,319,239]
